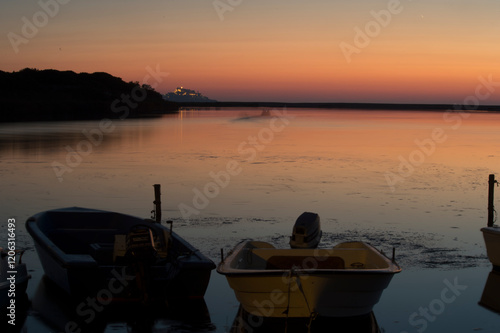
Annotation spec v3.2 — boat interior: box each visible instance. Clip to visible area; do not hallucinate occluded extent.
[30,210,173,265]
[229,241,392,271]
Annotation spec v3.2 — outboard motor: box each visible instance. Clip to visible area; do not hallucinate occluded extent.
[126,225,157,262]
[290,212,322,249]
[125,225,157,303]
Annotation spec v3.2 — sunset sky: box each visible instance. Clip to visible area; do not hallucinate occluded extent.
[1,0,500,104]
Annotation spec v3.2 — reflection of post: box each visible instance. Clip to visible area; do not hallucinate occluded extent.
[488,174,496,227]
[153,184,162,223]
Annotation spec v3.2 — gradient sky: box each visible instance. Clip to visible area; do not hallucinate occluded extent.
[1,0,500,103]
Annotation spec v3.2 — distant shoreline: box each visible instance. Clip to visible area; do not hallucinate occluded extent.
[176,101,500,112]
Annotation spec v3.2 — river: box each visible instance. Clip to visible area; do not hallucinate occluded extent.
[1,108,499,332]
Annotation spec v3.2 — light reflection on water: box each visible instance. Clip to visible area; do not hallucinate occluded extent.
[1,108,500,331]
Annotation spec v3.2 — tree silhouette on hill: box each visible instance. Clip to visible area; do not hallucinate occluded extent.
[0,68,178,122]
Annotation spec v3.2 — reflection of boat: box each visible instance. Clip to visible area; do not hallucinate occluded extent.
[230,305,380,333]
[260,108,271,117]
[479,270,500,315]
[218,240,401,318]
[30,275,215,332]
[481,174,500,269]
[26,207,215,301]
[0,247,30,308]
[289,212,322,249]
[234,109,273,121]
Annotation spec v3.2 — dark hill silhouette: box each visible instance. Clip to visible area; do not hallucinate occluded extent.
[0,68,178,122]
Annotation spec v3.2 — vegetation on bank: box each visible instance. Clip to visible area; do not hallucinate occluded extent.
[0,68,178,122]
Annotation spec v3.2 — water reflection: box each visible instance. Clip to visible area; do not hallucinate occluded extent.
[232,109,272,122]
[0,119,163,158]
[229,305,380,333]
[4,109,500,332]
[479,269,500,315]
[28,276,215,332]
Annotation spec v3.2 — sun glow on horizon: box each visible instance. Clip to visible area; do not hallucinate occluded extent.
[1,0,499,104]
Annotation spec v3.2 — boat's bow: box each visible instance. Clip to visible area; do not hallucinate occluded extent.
[481,226,500,268]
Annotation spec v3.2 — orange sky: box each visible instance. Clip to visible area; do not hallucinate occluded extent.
[1,0,499,103]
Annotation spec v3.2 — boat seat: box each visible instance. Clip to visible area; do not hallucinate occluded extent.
[265,255,345,270]
[89,243,114,264]
[47,229,119,254]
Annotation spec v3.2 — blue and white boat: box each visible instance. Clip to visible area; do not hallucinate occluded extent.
[26,207,215,302]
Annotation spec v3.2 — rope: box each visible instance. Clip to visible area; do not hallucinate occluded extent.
[284,268,315,332]
[307,312,318,333]
[294,270,312,314]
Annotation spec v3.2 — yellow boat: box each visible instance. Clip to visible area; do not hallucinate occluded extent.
[217,240,401,318]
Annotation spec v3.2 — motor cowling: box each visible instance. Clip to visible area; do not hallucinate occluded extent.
[125,225,157,263]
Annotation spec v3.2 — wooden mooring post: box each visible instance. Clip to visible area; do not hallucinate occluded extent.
[488,174,497,227]
[153,184,162,223]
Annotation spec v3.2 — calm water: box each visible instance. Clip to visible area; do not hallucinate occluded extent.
[1,108,500,332]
